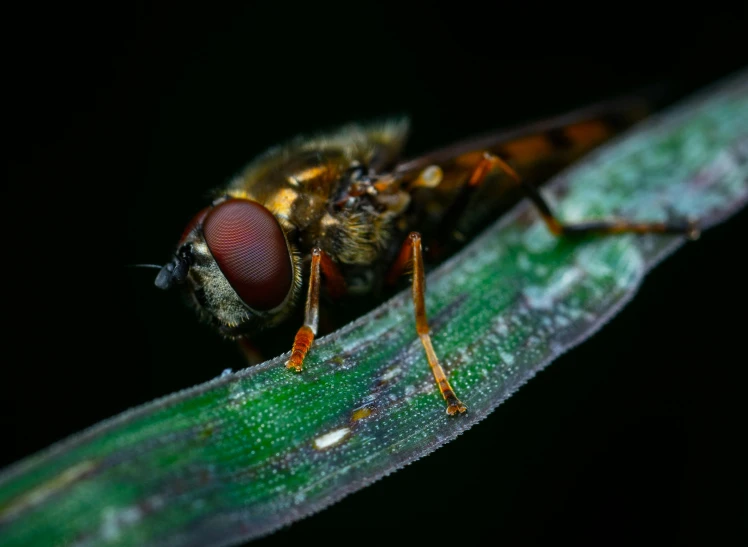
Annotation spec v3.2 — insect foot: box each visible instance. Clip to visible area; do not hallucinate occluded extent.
[446,396,468,416]
[286,361,304,373]
[286,325,315,372]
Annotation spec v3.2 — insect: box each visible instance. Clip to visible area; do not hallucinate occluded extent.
[154,98,698,415]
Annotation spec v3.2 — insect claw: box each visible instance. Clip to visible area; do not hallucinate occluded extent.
[446,397,467,415]
[286,360,303,373]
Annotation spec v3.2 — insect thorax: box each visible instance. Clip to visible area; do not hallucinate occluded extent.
[224,120,413,276]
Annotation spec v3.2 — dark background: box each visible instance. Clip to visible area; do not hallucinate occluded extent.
[3,2,747,546]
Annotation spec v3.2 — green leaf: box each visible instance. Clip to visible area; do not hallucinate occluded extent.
[1,71,747,547]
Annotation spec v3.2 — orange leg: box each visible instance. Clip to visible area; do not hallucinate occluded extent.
[428,153,520,251]
[389,232,467,415]
[286,248,345,372]
[434,151,699,248]
[319,249,347,300]
[480,152,701,239]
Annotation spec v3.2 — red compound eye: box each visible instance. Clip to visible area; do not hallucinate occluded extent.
[179,206,211,244]
[202,199,292,311]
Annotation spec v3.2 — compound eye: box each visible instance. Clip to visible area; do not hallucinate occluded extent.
[179,206,211,244]
[202,199,292,311]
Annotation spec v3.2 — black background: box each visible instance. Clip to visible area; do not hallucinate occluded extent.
[3,2,747,546]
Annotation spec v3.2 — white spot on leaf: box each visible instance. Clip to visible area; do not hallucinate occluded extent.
[498,350,515,366]
[100,505,143,542]
[381,367,402,381]
[523,267,583,310]
[313,427,351,450]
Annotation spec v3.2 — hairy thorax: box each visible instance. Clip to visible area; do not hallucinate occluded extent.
[224,122,413,289]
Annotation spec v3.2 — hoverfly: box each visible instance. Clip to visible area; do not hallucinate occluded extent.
[154,98,698,415]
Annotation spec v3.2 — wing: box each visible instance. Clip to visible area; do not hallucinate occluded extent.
[387,95,653,237]
[374,95,657,247]
[393,95,652,185]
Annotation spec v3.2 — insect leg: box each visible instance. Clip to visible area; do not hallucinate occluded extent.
[286,248,345,372]
[318,249,347,299]
[427,153,510,250]
[484,153,701,239]
[462,152,699,239]
[286,249,322,372]
[389,232,467,415]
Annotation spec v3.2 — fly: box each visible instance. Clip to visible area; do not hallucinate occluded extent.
[154,97,699,415]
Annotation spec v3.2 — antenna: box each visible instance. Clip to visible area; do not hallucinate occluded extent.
[127,264,163,270]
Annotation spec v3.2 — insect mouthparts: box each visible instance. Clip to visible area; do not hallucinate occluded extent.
[154,256,189,290]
